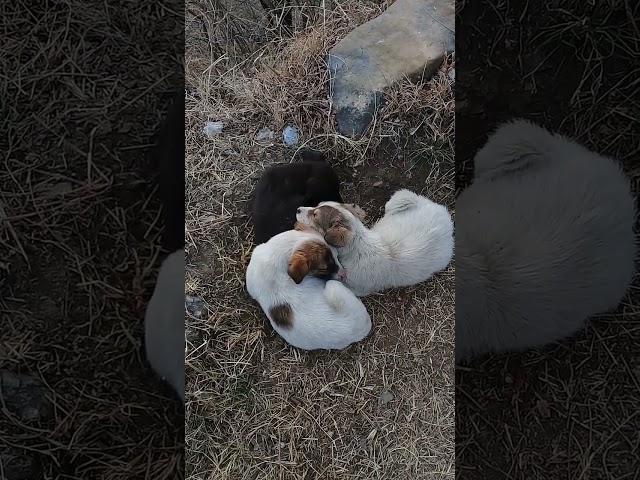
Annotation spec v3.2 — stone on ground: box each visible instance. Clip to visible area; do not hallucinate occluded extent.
[328,0,454,136]
[0,370,52,422]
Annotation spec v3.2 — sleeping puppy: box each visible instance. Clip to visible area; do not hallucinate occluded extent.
[296,190,454,296]
[455,119,635,362]
[246,229,371,350]
[251,149,343,244]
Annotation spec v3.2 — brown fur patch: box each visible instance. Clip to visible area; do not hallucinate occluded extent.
[287,250,309,283]
[269,303,293,329]
[313,205,345,230]
[343,203,367,221]
[294,221,311,232]
[310,206,353,247]
[287,240,338,283]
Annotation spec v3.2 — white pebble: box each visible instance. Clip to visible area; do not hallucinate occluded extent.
[282,125,299,146]
[256,127,274,142]
[203,121,223,137]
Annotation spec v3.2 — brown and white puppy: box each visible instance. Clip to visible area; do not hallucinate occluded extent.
[296,189,454,296]
[246,229,370,350]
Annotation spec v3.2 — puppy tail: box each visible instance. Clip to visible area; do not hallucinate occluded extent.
[384,189,421,215]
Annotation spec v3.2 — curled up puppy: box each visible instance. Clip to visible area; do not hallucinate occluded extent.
[296,190,454,296]
[455,119,636,362]
[246,229,371,350]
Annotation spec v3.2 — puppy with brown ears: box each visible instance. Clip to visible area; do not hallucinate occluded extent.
[296,189,454,296]
[246,229,371,350]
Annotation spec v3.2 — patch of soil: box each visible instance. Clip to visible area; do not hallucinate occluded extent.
[336,136,454,220]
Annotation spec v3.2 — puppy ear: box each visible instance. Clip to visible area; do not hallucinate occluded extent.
[287,251,309,284]
[343,204,366,221]
[324,223,350,247]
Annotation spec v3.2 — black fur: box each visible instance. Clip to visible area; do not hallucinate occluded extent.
[251,149,343,244]
[155,92,185,253]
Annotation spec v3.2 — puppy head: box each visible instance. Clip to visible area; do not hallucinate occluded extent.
[295,202,366,247]
[287,240,340,284]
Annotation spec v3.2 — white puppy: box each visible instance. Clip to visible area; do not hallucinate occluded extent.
[246,229,371,350]
[296,190,454,296]
[455,119,636,362]
[145,249,184,401]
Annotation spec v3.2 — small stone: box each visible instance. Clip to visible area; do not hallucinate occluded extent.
[47,182,73,196]
[185,295,204,317]
[282,126,299,146]
[377,390,394,406]
[0,371,52,422]
[448,68,455,82]
[36,182,73,196]
[373,181,384,187]
[256,127,274,142]
[536,399,551,418]
[203,121,223,137]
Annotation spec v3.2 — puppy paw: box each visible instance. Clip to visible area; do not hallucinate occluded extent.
[293,221,308,231]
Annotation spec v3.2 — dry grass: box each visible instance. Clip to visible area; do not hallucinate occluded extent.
[185,1,455,479]
[1,1,183,478]
[455,1,640,478]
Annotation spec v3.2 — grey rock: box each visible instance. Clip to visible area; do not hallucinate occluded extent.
[185,295,204,317]
[256,127,275,143]
[377,390,394,406]
[0,370,52,422]
[203,121,223,137]
[328,0,454,136]
[282,126,299,146]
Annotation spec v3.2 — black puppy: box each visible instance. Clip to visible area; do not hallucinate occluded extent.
[156,92,184,253]
[251,149,342,244]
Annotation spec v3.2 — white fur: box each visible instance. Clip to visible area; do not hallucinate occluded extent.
[246,230,371,350]
[298,190,454,296]
[456,119,636,362]
[145,249,185,401]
